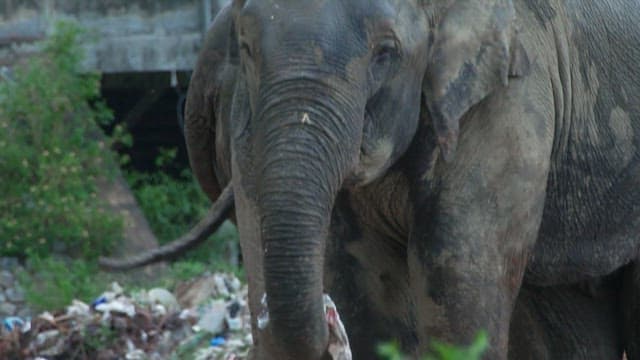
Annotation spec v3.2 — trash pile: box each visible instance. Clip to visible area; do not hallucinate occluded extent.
[0,273,252,360]
[0,258,31,320]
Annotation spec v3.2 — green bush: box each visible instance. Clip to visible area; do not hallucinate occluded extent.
[0,21,124,259]
[127,169,210,244]
[169,260,208,280]
[377,331,488,360]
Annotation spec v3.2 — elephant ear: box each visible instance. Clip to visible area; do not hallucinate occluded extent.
[185,5,236,202]
[422,0,529,161]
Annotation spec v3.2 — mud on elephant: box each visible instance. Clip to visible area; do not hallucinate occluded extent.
[102,0,640,358]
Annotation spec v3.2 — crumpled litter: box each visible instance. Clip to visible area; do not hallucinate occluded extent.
[0,273,251,359]
[210,335,226,347]
[95,298,136,318]
[324,294,352,360]
[3,316,29,333]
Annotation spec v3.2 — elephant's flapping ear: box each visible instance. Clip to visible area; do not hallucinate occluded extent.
[422,0,529,162]
[185,5,236,202]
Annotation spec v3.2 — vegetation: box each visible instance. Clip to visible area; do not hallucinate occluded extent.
[377,331,488,360]
[79,323,119,355]
[0,21,125,260]
[125,148,209,244]
[17,255,106,313]
[0,20,240,312]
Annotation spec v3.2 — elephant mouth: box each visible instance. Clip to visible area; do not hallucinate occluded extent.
[346,137,394,187]
[344,109,394,187]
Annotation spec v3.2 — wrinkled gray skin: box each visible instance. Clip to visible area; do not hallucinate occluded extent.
[185,0,640,358]
[509,281,623,360]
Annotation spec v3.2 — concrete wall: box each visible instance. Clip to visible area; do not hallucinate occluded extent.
[0,0,227,73]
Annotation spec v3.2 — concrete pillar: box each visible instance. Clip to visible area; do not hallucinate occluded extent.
[201,0,212,33]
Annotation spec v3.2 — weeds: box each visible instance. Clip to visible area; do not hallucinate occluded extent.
[18,255,107,313]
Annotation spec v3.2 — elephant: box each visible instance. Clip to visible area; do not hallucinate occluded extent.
[509,281,624,360]
[101,0,640,358]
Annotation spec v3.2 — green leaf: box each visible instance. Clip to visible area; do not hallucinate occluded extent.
[378,331,488,360]
[377,340,405,360]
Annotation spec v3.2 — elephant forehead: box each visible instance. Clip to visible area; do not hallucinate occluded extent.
[237,6,356,78]
[240,0,402,47]
[242,0,395,19]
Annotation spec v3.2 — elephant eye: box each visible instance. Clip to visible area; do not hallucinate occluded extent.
[372,40,399,65]
[369,39,400,87]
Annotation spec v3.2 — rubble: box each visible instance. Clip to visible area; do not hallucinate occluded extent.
[0,258,31,320]
[0,273,252,360]
[196,300,228,334]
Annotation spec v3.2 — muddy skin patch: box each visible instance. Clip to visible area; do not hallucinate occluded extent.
[609,107,635,167]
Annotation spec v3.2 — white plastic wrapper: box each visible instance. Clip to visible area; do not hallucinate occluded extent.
[323,294,352,360]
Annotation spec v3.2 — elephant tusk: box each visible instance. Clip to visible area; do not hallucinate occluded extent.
[98,185,234,271]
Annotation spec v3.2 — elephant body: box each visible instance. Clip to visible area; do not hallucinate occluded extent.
[509,282,623,360]
[184,0,640,358]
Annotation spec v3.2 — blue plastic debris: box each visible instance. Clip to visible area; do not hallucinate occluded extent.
[91,295,107,308]
[3,316,24,332]
[210,336,226,347]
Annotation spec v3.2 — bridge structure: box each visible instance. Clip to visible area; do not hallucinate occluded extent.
[0,0,227,73]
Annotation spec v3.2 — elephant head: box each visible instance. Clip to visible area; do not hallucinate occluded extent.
[184,0,529,358]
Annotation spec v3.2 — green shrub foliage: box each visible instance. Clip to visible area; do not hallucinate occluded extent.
[127,168,210,244]
[377,331,488,360]
[0,22,123,259]
[18,255,106,312]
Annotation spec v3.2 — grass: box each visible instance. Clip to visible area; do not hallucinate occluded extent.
[18,255,108,313]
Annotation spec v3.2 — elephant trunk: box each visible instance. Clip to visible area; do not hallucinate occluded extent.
[257,87,358,359]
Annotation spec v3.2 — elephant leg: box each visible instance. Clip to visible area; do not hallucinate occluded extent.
[408,158,546,357]
[621,261,640,359]
[408,232,531,359]
[510,283,623,360]
[408,71,553,358]
[325,197,417,358]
